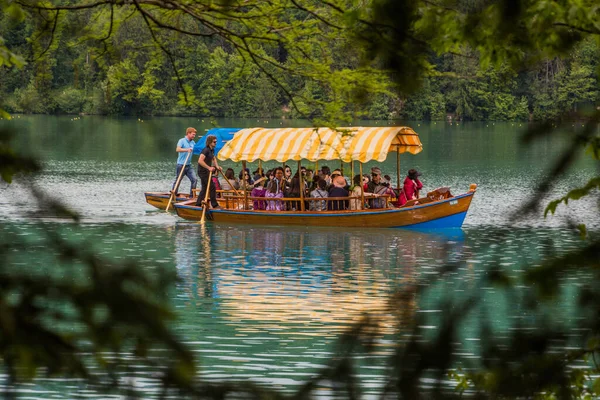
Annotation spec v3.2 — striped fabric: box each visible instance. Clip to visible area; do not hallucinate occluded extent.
[217,127,422,163]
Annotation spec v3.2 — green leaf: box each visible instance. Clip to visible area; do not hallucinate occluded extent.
[586,336,600,349]
[593,376,600,394]
[544,177,600,217]
[577,224,587,240]
[0,1,25,21]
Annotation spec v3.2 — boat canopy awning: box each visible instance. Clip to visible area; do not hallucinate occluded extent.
[217,127,422,163]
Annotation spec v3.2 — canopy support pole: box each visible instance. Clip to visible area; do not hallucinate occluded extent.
[242,160,248,210]
[396,148,401,190]
[298,160,305,211]
[359,163,365,210]
[351,161,354,180]
[315,161,318,175]
[258,159,262,176]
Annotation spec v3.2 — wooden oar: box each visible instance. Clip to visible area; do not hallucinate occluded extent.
[200,168,214,223]
[166,151,191,211]
[217,168,241,196]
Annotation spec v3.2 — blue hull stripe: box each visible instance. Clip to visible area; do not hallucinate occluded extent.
[396,211,467,229]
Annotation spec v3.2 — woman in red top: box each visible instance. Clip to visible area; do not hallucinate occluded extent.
[403,169,423,201]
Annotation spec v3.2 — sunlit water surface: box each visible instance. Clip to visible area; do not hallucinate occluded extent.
[0,116,598,398]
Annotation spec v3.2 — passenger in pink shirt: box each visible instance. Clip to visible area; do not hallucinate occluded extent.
[403,169,423,201]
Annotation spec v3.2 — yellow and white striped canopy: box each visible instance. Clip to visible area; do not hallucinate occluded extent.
[217,127,422,163]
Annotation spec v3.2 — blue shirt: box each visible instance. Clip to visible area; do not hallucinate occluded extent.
[176,137,195,165]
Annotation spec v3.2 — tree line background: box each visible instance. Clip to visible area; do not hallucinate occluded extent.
[1,6,598,121]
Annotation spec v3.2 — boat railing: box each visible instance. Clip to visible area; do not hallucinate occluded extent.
[203,187,461,210]
[213,191,393,211]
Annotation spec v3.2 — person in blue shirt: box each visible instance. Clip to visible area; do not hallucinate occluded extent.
[172,127,198,197]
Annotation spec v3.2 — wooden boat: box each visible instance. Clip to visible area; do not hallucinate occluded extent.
[174,187,476,228]
[172,126,477,229]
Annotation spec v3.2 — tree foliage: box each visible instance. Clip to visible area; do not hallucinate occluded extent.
[1,0,600,398]
[1,0,598,121]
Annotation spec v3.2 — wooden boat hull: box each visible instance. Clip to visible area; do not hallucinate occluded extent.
[173,191,475,229]
[144,192,193,210]
[145,192,234,210]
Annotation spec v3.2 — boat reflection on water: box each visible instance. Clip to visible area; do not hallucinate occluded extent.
[173,223,469,337]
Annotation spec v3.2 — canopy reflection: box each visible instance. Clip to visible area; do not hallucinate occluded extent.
[173,224,468,337]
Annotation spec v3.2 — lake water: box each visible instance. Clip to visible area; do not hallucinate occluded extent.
[0,116,598,398]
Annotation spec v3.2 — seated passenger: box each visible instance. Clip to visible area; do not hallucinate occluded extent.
[366,167,389,209]
[286,171,303,211]
[362,175,370,191]
[331,170,350,190]
[283,165,293,185]
[349,174,364,210]
[253,167,265,182]
[211,175,222,197]
[266,167,286,211]
[251,178,267,210]
[219,168,240,191]
[403,169,423,201]
[265,169,274,183]
[328,176,349,211]
[382,175,397,203]
[331,169,342,178]
[309,178,328,211]
[300,166,307,178]
[329,170,340,187]
[319,165,332,188]
[395,186,408,207]
[239,168,254,191]
[308,174,320,193]
[305,169,314,185]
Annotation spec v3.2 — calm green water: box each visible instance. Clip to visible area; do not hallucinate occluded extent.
[0,115,598,398]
